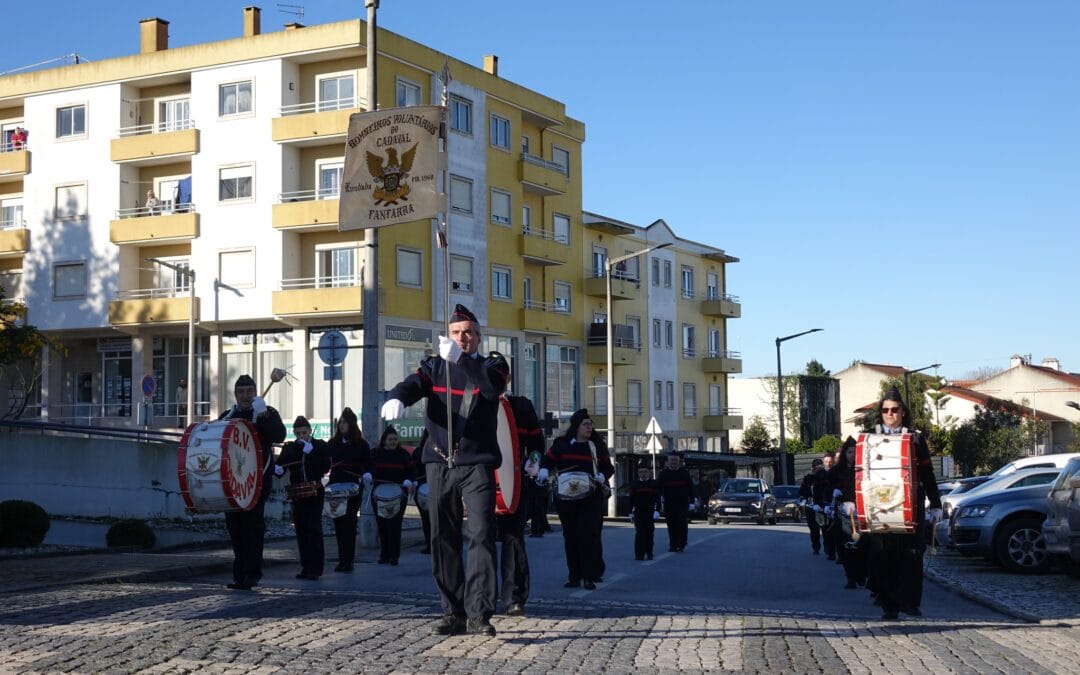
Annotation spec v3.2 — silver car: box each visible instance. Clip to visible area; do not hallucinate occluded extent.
[1042,457,1080,570]
[936,469,1061,549]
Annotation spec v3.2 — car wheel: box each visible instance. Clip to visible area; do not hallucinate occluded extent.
[994,517,1050,573]
[757,513,765,526]
[707,517,716,525]
[768,517,777,526]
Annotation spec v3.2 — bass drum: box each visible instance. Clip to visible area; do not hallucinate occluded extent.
[855,432,917,534]
[178,419,263,513]
[494,396,522,515]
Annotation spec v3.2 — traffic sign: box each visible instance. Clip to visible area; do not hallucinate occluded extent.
[140,374,157,398]
[318,330,348,366]
[645,417,662,435]
[646,435,664,453]
[323,365,343,380]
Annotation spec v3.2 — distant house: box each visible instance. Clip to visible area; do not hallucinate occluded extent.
[728,376,839,450]
[834,361,906,438]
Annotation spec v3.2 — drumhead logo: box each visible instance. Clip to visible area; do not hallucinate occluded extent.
[226,423,258,507]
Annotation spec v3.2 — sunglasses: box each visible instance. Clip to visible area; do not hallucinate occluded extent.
[881,406,902,414]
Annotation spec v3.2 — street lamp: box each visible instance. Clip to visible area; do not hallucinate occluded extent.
[775,328,823,485]
[605,242,670,516]
[903,363,941,418]
[146,257,196,427]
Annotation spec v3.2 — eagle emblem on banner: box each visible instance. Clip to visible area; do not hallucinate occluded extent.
[366,144,417,205]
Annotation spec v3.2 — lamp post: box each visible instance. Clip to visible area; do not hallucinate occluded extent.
[146,257,195,426]
[902,363,941,419]
[775,328,823,485]
[605,242,670,516]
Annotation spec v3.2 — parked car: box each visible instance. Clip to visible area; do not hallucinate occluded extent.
[770,485,802,522]
[1041,456,1080,572]
[990,452,1079,478]
[949,474,1062,573]
[937,469,1061,548]
[707,478,777,525]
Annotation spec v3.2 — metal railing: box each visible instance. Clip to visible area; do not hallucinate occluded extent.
[706,349,742,359]
[278,188,340,202]
[116,286,189,300]
[614,405,644,416]
[0,217,25,230]
[682,347,697,358]
[279,96,366,116]
[523,299,565,313]
[705,289,740,302]
[521,151,568,175]
[117,119,195,137]
[683,406,698,418]
[522,225,568,245]
[0,417,187,442]
[681,289,696,300]
[280,275,361,290]
[589,267,640,284]
[0,140,28,153]
[115,203,195,219]
[704,406,742,416]
[586,334,640,350]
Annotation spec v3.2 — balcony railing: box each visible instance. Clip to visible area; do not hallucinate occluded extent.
[704,406,742,416]
[279,97,367,116]
[0,217,25,230]
[279,188,340,203]
[522,225,568,245]
[115,203,195,219]
[520,151,568,175]
[588,267,640,284]
[116,286,189,300]
[0,140,28,153]
[614,405,644,416]
[682,347,697,358]
[117,120,195,137]
[706,349,742,359]
[681,289,696,300]
[705,289,740,302]
[280,275,361,290]
[683,406,697,418]
[523,299,568,313]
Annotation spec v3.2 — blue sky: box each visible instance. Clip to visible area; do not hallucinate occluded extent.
[5,1,1078,380]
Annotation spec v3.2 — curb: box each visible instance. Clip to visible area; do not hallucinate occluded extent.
[924,565,1041,624]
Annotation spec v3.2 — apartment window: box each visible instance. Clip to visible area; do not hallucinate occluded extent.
[219,165,253,201]
[0,197,23,229]
[709,384,723,415]
[219,81,253,116]
[55,104,86,138]
[0,271,22,301]
[546,344,579,420]
[53,261,86,299]
[622,252,640,282]
[522,205,531,230]
[521,135,530,155]
[683,383,697,418]
[317,160,344,199]
[654,381,663,410]
[490,189,511,225]
[396,247,422,287]
[492,265,512,300]
[154,257,191,294]
[666,381,675,410]
[396,78,421,107]
[450,175,473,213]
[54,183,87,220]
[681,266,695,298]
[450,95,472,134]
[551,145,570,175]
[553,281,571,313]
[553,213,570,244]
[707,272,719,300]
[652,319,661,347]
[523,277,533,308]
[682,325,696,358]
[157,97,191,132]
[592,246,607,278]
[317,73,355,111]
[708,329,721,357]
[316,245,359,287]
[627,380,642,415]
[663,260,672,288]
[665,321,673,349]
[593,377,607,414]
[651,258,660,287]
[219,249,255,288]
[626,316,641,349]
[490,114,510,150]
[450,255,473,293]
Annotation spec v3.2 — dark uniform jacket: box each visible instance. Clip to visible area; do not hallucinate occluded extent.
[372,446,414,485]
[658,467,693,509]
[388,351,510,467]
[218,405,287,504]
[327,437,373,485]
[508,395,545,471]
[277,437,332,494]
[541,435,615,481]
[629,479,662,516]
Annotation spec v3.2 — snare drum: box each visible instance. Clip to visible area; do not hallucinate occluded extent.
[178,419,264,513]
[415,482,430,511]
[285,480,320,501]
[373,482,405,519]
[555,471,595,501]
[324,482,361,519]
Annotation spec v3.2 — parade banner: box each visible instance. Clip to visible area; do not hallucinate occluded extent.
[339,105,443,231]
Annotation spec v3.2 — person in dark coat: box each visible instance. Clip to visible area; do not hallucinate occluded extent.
[827,436,864,589]
[382,303,510,637]
[326,407,372,572]
[496,394,544,617]
[798,458,825,555]
[275,415,332,579]
[540,408,614,591]
[658,453,693,552]
[629,463,662,560]
[371,425,413,565]
[411,429,431,554]
[220,374,287,590]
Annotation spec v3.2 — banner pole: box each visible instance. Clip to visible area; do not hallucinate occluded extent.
[438,62,453,465]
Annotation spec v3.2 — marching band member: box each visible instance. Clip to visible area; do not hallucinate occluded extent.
[221,374,286,590]
[658,452,693,552]
[372,425,413,565]
[275,415,331,580]
[327,407,372,573]
[814,453,839,561]
[411,430,432,554]
[497,393,544,617]
[827,437,865,590]
[382,303,509,637]
[798,458,825,555]
[540,408,614,591]
[629,462,662,560]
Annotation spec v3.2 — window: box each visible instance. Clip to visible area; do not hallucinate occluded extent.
[594,377,607,414]
[652,319,661,347]
[666,381,675,410]
[708,329,721,357]
[1,197,24,229]
[317,160,344,199]
[651,258,660,287]
[157,97,191,132]
[709,384,723,415]
[663,260,672,288]
[553,213,570,244]
[492,265,512,300]
[55,104,86,138]
[681,266,695,298]
[219,165,253,201]
[450,95,472,134]
[396,78,421,107]
[545,345,579,420]
[396,247,422,287]
[219,249,255,288]
[219,81,253,116]
[707,272,719,300]
[654,381,663,410]
[551,145,570,175]
[553,281,571,313]
[490,189,511,225]
[154,258,191,294]
[592,246,607,278]
[626,316,641,348]
[316,246,359,287]
[490,114,510,150]
[682,325,696,358]
[621,252,640,282]
[665,321,673,349]
[450,175,473,213]
[451,255,473,293]
[683,383,697,418]
[53,261,86,299]
[317,74,355,111]
[54,183,87,220]
[523,277,533,308]
[627,380,642,415]
[521,135,530,155]
[0,271,22,301]
[522,205,531,230]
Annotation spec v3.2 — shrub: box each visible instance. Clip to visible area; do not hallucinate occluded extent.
[106,519,156,549]
[0,500,50,548]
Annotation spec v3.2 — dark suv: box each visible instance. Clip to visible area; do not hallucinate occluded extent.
[707,478,777,525]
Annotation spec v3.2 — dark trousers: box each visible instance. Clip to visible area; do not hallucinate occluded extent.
[427,462,498,620]
[555,491,605,583]
[807,510,822,552]
[823,519,840,558]
[865,530,924,612]
[292,496,325,576]
[634,517,655,558]
[333,494,362,564]
[375,499,406,563]
[495,509,530,607]
[665,506,688,550]
[414,487,431,549]
[528,482,550,536]
[837,528,866,585]
[225,500,266,585]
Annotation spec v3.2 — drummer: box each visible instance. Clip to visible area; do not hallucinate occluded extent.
[371,425,414,565]
[327,407,373,573]
[275,415,331,580]
[497,393,544,617]
[221,374,286,591]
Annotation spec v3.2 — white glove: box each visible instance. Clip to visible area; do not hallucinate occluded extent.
[825,506,835,517]
[927,508,943,523]
[524,460,539,478]
[320,475,330,487]
[538,468,549,482]
[811,504,822,512]
[273,465,285,477]
[362,472,373,484]
[252,396,268,417]
[653,510,660,521]
[302,440,313,454]
[403,479,413,491]
[438,335,464,363]
[843,501,856,516]
[595,472,605,482]
[832,488,843,498]
[381,399,405,420]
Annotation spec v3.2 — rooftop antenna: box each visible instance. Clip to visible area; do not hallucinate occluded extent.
[277,3,305,23]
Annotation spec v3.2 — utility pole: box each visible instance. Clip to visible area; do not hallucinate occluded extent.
[361,0,380,439]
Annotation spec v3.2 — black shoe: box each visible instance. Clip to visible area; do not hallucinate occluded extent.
[466,617,496,636]
[506,602,525,617]
[564,580,580,588]
[881,610,900,621]
[390,559,399,566]
[583,580,597,590]
[595,576,604,583]
[334,562,346,572]
[420,547,431,554]
[226,582,253,591]
[645,553,653,560]
[433,615,466,636]
[844,580,857,589]
[668,547,677,552]
[902,606,923,617]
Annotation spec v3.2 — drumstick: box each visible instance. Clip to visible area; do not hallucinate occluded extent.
[260,367,288,397]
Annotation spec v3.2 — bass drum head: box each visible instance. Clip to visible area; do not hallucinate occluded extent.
[495,397,522,515]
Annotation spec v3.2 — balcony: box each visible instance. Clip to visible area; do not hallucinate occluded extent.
[703,407,744,432]
[110,123,199,165]
[521,301,575,335]
[701,291,741,318]
[273,190,340,231]
[593,406,646,433]
[585,322,638,365]
[0,222,29,258]
[272,98,365,145]
[272,276,363,324]
[701,350,743,374]
[0,144,30,183]
[109,287,197,328]
[583,269,639,300]
[519,152,568,196]
[519,227,569,266]
[110,205,198,245]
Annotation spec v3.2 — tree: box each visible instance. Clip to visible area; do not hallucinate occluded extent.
[810,434,842,457]
[950,404,1025,476]
[805,359,831,377]
[0,287,62,419]
[784,438,807,455]
[761,375,799,440]
[740,415,773,455]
